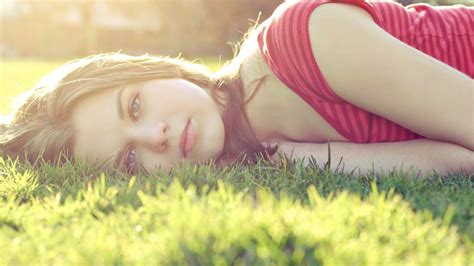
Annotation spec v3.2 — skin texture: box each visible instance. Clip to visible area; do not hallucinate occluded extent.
[72,78,225,173]
[271,139,474,178]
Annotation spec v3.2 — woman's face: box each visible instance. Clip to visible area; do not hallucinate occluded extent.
[71,78,225,173]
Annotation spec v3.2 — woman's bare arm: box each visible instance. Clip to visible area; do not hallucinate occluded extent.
[309,3,474,150]
[272,138,474,178]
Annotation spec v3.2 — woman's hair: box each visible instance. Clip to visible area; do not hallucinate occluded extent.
[0,30,278,169]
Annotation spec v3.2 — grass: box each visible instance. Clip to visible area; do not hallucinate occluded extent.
[1,60,473,265]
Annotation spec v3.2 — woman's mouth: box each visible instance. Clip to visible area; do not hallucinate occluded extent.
[180,118,196,158]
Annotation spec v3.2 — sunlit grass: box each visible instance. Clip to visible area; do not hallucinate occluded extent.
[0,157,473,264]
[0,59,473,264]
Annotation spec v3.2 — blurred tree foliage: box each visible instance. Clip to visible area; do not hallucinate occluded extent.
[152,0,279,57]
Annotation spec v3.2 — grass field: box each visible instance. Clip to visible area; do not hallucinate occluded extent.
[1,60,473,265]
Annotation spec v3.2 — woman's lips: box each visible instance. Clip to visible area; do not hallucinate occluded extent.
[180,119,195,158]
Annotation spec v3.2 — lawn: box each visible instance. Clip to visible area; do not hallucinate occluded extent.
[0,59,473,265]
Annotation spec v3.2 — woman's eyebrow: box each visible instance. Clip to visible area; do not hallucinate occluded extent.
[117,86,126,120]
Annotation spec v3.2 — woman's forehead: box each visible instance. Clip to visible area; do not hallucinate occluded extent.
[71,86,123,168]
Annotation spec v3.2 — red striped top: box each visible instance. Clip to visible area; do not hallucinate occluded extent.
[257,0,473,143]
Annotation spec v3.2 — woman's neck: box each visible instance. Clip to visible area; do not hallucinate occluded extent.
[237,36,291,143]
[216,21,293,144]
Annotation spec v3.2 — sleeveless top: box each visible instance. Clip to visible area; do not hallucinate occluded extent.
[257,0,473,143]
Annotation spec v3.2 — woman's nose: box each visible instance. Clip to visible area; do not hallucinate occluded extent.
[135,121,169,152]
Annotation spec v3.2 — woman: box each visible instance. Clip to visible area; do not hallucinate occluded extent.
[1,0,473,177]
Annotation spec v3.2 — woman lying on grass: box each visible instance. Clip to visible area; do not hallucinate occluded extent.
[0,0,473,177]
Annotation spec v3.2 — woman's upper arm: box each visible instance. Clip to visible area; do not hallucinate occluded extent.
[308,3,474,150]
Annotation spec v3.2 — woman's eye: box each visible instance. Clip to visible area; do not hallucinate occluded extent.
[125,148,137,173]
[130,94,141,121]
